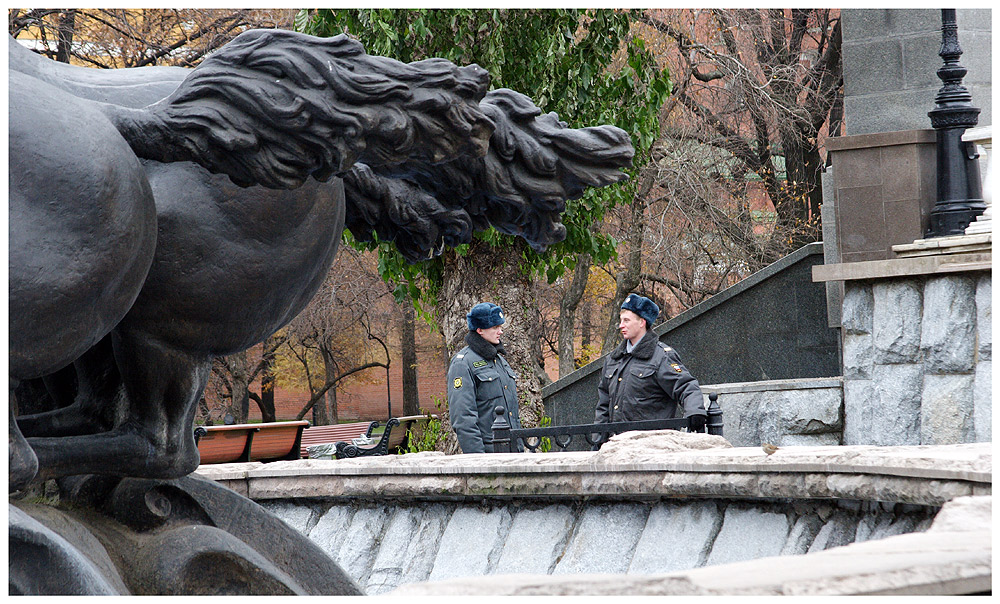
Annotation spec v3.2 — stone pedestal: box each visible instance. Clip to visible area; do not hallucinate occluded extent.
[825,130,938,264]
[814,252,991,446]
[8,474,362,595]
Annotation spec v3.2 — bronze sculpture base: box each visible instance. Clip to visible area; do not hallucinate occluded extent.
[9,474,361,595]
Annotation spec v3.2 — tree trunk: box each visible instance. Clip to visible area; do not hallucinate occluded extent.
[602,172,656,354]
[227,350,251,423]
[437,238,546,433]
[400,301,420,416]
[256,337,278,423]
[197,397,212,425]
[326,387,338,425]
[313,347,336,425]
[257,374,276,423]
[558,253,592,378]
[55,10,76,64]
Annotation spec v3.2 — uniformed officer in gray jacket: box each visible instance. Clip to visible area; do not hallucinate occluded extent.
[447,302,523,453]
[596,293,708,432]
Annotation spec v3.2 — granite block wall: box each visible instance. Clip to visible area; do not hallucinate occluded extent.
[841,272,991,445]
[842,9,992,136]
[702,377,844,447]
[825,131,939,265]
[264,498,936,595]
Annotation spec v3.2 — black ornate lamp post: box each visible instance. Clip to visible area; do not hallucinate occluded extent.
[926,9,985,238]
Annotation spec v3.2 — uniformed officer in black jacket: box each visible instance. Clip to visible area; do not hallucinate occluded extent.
[596,293,708,433]
[447,302,523,453]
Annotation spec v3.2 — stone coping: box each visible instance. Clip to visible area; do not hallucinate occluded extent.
[892,232,992,257]
[812,251,991,283]
[543,242,824,395]
[390,496,992,596]
[963,125,992,143]
[195,439,991,507]
[824,128,936,152]
[701,376,842,394]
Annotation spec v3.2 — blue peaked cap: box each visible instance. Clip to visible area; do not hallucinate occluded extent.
[467,302,505,331]
[621,293,659,328]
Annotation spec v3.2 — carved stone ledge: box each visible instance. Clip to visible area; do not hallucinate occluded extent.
[892,232,992,258]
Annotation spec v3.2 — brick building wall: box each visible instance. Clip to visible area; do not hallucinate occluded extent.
[257,357,449,423]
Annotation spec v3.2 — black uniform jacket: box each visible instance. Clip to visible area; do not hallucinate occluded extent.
[595,331,706,424]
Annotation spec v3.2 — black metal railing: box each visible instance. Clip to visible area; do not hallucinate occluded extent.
[490,393,723,453]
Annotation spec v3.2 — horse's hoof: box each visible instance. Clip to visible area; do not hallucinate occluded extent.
[9,434,39,493]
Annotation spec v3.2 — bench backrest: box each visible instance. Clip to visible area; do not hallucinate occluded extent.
[195,415,441,463]
[196,420,309,464]
[300,421,378,458]
[248,420,309,462]
[196,425,256,464]
[384,414,438,451]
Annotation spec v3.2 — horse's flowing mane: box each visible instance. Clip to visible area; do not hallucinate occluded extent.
[93,29,634,254]
[346,89,635,260]
[344,165,475,262]
[111,29,493,189]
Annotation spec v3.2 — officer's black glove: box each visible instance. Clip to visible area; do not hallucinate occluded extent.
[687,413,707,433]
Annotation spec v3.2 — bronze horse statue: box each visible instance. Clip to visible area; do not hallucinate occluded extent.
[9,29,634,490]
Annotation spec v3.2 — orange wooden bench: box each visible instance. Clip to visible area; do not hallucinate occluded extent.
[299,421,378,458]
[194,420,309,464]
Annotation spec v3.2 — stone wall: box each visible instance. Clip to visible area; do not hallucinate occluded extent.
[824,132,938,267]
[841,273,991,445]
[391,495,992,596]
[544,243,840,440]
[261,495,936,595]
[841,9,992,136]
[704,377,844,447]
[195,437,991,595]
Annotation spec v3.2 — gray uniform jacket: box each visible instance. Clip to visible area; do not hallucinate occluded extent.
[447,333,522,453]
[595,331,706,424]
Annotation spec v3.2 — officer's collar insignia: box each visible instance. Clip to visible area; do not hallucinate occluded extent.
[454,377,463,388]
[670,363,683,373]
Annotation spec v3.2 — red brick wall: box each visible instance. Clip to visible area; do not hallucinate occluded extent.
[243,336,450,423]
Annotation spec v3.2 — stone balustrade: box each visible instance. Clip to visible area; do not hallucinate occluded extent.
[195,433,991,595]
[964,124,992,234]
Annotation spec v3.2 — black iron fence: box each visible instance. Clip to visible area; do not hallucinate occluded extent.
[490,394,723,453]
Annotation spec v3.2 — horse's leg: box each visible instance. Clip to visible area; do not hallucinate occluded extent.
[9,385,40,492]
[28,329,209,482]
[12,363,76,416]
[17,335,123,438]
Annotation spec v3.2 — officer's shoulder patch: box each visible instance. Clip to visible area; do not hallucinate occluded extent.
[473,360,488,368]
[453,377,463,389]
[670,363,683,373]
